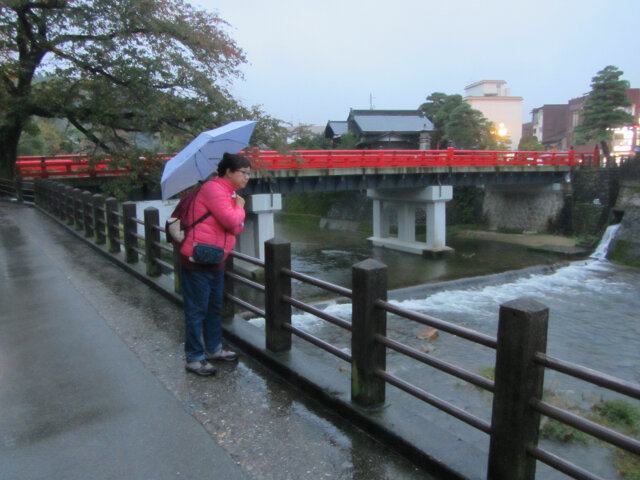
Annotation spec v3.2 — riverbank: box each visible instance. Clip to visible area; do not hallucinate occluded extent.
[453,230,591,256]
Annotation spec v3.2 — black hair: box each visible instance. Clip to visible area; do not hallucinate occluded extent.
[217,152,251,177]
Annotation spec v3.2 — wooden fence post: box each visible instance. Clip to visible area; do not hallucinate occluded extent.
[106,197,121,253]
[72,188,83,230]
[143,207,161,277]
[82,190,93,238]
[264,238,292,353]
[15,176,24,203]
[351,258,387,407]
[122,201,138,264]
[488,297,549,480]
[92,194,105,245]
[64,186,74,225]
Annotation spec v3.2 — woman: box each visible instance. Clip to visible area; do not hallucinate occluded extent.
[179,152,251,376]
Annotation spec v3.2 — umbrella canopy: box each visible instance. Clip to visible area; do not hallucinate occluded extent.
[160,120,257,200]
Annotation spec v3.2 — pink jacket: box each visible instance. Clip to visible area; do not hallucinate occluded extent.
[180,177,246,262]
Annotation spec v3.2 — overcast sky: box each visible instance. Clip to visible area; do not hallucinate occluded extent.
[194,0,639,127]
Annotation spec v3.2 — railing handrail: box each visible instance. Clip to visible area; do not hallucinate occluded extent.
[14,148,597,178]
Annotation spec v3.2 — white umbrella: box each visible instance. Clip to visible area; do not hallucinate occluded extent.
[160,120,257,200]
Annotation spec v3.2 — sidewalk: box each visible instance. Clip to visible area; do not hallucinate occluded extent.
[0,201,434,480]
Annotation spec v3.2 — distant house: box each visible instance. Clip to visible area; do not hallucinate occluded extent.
[531,104,569,150]
[324,121,349,146]
[325,109,434,149]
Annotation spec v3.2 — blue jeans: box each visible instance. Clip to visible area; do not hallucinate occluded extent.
[180,267,224,362]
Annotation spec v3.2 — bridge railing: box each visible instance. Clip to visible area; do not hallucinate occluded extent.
[250,148,595,170]
[26,178,640,480]
[15,148,598,178]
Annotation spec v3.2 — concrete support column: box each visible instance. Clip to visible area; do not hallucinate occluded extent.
[236,193,282,262]
[424,186,452,249]
[367,187,453,256]
[397,203,416,243]
[372,198,390,238]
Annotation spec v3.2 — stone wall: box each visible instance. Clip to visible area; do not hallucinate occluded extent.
[482,184,566,233]
[567,168,620,239]
[608,182,640,267]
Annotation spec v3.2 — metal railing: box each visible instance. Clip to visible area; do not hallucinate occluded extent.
[25,178,640,480]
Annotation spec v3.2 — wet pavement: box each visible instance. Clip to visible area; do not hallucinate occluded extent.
[0,201,435,480]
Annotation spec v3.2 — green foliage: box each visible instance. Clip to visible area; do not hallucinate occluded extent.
[614,449,640,480]
[478,367,495,381]
[446,103,491,149]
[287,125,330,150]
[0,0,259,179]
[419,92,463,148]
[335,132,359,150]
[518,135,545,151]
[282,192,353,216]
[574,66,634,160]
[540,418,590,444]
[592,399,640,434]
[419,92,504,150]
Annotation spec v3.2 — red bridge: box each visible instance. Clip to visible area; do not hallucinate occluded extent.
[15,147,598,179]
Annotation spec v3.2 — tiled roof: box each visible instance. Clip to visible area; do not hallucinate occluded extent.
[349,110,433,133]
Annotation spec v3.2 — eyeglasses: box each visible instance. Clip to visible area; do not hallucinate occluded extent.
[235,169,251,177]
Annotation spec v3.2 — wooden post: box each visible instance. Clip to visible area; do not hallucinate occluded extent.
[351,258,387,407]
[264,238,292,353]
[92,194,105,245]
[122,201,138,264]
[64,186,75,225]
[105,197,120,253]
[143,207,161,277]
[72,188,83,230]
[488,297,549,480]
[15,176,24,203]
[82,190,93,238]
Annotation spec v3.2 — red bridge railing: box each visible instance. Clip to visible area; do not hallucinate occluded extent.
[15,148,598,179]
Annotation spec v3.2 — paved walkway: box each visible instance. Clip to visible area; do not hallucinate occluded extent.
[0,201,433,480]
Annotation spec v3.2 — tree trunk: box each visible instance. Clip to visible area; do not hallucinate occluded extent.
[0,122,23,180]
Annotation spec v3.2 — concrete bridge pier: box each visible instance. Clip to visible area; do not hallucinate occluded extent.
[236,193,282,273]
[367,186,454,256]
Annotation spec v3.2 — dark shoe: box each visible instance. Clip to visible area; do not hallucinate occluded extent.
[207,348,238,362]
[185,360,217,376]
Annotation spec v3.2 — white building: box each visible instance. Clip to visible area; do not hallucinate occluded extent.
[463,80,523,149]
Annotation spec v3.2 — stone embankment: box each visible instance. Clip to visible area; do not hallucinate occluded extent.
[609,181,640,267]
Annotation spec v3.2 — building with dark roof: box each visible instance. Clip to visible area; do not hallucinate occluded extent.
[325,109,434,149]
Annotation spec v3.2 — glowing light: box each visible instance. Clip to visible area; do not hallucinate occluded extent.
[496,122,508,137]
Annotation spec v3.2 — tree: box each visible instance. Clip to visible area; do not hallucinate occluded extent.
[518,135,544,151]
[574,65,634,165]
[287,125,330,150]
[0,0,248,179]
[446,103,494,149]
[419,92,463,149]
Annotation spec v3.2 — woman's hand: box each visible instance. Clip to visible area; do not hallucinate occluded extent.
[235,195,245,208]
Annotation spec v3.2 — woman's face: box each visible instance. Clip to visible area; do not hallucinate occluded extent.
[225,167,251,190]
